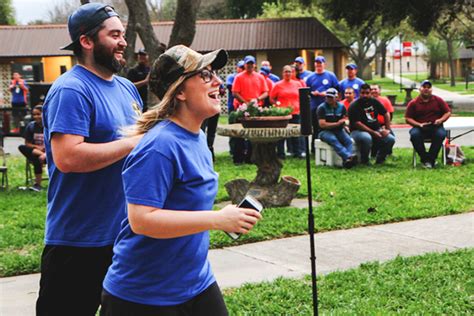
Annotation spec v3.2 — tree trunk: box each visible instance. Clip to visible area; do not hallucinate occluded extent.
[124,0,164,62]
[124,10,137,67]
[429,62,437,79]
[168,0,202,47]
[446,38,456,87]
[380,41,387,78]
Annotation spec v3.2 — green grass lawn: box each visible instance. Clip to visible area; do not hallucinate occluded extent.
[224,248,473,315]
[1,149,473,276]
[401,73,474,95]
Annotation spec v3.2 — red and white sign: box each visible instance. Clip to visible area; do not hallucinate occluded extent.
[403,42,412,57]
[393,49,401,59]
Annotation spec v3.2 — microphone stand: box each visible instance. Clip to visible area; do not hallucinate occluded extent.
[299,88,319,316]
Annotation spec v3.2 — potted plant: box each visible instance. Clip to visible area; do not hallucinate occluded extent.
[229,101,293,128]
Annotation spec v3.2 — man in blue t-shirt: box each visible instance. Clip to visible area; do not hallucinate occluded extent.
[305,55,340,152]
[226,60,244,155]
[261,60,280,83]
[294,56,312,81]
[339,63,365,99]
[317,88,355,168]
[36,4,143,315]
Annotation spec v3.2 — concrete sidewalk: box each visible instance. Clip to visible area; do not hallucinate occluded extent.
[1,212,472,315]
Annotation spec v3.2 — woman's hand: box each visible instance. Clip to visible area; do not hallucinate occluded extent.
[215,204,262,235]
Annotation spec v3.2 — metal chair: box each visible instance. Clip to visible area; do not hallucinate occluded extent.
[0,146,8,189]
[412,138,446,167]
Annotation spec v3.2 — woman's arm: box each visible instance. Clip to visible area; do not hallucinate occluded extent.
[128,203,262,239]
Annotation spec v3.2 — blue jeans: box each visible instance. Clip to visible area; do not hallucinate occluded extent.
[409,125,446,164]
[277,114,303,157]
[319,129,353,161]
[351,130,395,163]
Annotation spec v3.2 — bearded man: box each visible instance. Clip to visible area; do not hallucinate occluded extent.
[37,3,143,315]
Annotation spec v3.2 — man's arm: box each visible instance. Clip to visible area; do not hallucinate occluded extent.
[354,121,382,138]
[51,133,142,173]
[233,91,246,104]
[434,111,451,125]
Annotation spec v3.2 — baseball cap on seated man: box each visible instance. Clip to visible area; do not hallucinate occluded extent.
[325,88,338,98]
[345,63,357,69]
[314,56,326,63]
[420,80,432,87]
[61,3,119,50]
[244,55,256,64]
[295,56,305,64]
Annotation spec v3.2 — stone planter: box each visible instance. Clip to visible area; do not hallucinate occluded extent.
[240,115,292,128]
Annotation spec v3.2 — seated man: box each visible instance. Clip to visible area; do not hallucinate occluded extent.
[317,88,355,168]
[405,80,451,168]
[348,84,395,164]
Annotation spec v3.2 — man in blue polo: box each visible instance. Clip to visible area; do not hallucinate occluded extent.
[261,60,280,83]
[305,55,340,152]
[36,3,142,315]
[294,56,313,81]
[339,63,365,99]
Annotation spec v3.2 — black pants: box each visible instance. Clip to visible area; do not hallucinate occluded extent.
[100,282,228,316]
[311,107,320,153]
[201,114,219,161]
[36,245,114,316]
[18,145,43,174]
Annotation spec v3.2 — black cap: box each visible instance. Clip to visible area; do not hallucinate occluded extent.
[61,3,119,51]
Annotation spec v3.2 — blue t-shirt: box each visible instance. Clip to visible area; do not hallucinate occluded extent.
[11,80,28,104]
[42,65,142,247]
[305,71,339,110]
[103,120,218,306]
[226,73,236,111]
[339,77,365,99]
[269,73,280,83]
[300,70,313,81]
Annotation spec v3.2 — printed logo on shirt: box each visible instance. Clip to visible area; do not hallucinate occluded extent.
[131,101,142,117]
[322,79,329,85]
[353,84,359,90]
[364,105,377,122]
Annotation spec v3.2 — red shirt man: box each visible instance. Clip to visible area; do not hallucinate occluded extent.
[232,55,268,109]
[370,84,394,124]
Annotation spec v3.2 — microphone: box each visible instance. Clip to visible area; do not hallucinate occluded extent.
[299,87,312,136]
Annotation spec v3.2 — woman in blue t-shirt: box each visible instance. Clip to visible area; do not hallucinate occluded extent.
[18,105,46,191]
[101,45,262,316]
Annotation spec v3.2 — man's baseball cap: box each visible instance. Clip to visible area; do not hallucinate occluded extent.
[295,56,305,64]
[150,45,228,99]
[138,48,148,55]
[236,60,245,68]
[260,66,271,75]
[244,55,256,64]
[326,88,338,98]
[315,56,326,63]
[420,80,432,87]
[345,63,357,69]
[61,3,119,51]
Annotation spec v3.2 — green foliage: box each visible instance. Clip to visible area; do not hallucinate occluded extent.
[227,0,278,18]
[1,147,474,276]
[224,249,473,314]
[0,0,15,25]
[229,101,293,123]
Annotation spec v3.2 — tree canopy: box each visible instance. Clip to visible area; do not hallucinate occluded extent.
[0,0,15,25]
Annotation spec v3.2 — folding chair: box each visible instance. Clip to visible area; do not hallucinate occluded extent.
[25,159,49,186]
[412,138,446,167]
[0,146,8,189]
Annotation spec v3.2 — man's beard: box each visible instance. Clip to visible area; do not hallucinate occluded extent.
[93,42,122,74]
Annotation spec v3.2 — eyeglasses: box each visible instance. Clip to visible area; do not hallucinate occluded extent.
[186,69,217,83]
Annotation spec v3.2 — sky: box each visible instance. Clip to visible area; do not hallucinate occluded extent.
[13,0,68,25]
